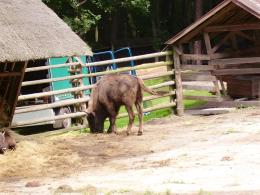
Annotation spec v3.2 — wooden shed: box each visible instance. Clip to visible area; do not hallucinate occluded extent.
[0,0,92,128]
[165,0,260,105]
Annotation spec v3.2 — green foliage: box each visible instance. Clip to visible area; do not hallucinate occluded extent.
[42,0,223,51]
[63,10,101,35]
[43,0,101,36]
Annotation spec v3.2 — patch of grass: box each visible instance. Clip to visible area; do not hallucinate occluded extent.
[184,89,213,97]
[183,89,212,109]
[144,78,166,86]
[184,99,207,109]
[142,189,172,195]
[105,189,132,194]
[143,190,154,195]
[198,189,212,195]
[223,129,240,135]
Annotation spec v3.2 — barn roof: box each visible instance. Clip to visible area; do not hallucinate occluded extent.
[0,0,92,62]
[165,0,260,45]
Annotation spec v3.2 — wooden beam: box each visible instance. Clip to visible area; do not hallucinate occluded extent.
[25,62,80,73]
[205,23,260,32]
[22,61,173,87]
[173,46,183,55]
[15,97,90,114]
[182,73,216,82]
[213,68,260,76]
[183,83,214,91]
[203,32,222,97]
[183,95,221,102]
[149,81,175,89]
[211,57,260,66]
[182,54,210,61]
[235,31,255,42]
[0,72,21,77]
[18,85,93,101]
[24,51,172,73]
[140,71,174,80]
[173,48,184,116]
[143,91,176,101]
[203,32,213,55]
[212,47,260,59]
[211,32,233,54]
[8,61,28,127]
[12,112,87,127]
[181,64,214,71]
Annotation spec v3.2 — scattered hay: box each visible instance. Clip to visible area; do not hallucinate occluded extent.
[0,138,82,179]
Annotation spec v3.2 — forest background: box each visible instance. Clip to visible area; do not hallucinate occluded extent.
[43,0,223,52]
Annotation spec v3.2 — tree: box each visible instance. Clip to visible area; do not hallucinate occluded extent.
[43,0,101,37]
[43,0,224,50]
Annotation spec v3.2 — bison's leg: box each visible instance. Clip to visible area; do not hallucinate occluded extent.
[107,116,117,134]
[125,105,135,136]
[105,102,118,134]
[135,102,143,136]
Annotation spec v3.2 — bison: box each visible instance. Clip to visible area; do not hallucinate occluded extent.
[86,74,157,135]
[0,128,16,154]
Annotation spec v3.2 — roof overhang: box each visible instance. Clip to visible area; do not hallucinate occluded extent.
[165,0,260,45]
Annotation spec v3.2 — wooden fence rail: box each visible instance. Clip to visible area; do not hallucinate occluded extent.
[13,51,180,129]
[22,61,172,87]
[16,81,175,114]
[24,51,172,73]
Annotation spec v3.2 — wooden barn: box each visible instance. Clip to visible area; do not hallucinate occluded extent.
[165,0,260,108]
[0,0,92,128]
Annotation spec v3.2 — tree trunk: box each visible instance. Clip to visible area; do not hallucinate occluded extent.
[151,0,160,44]
[111,11,118,49]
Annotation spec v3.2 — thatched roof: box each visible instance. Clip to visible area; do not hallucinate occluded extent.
[0,0,92,62]
[166,0,260,45]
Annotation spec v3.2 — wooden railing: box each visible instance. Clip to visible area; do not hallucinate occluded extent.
[175,48,222,102]
[12,51,181,128]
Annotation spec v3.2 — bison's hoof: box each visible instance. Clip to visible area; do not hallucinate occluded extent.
[137,131,143,136]
[107,130,112,134]
[126,131,130,136]
[113,131,119,135]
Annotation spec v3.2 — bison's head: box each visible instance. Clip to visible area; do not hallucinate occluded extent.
[86,111,105,133]
[0,132,7,154]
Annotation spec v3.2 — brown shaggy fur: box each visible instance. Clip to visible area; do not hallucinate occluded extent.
[86,74,157,135]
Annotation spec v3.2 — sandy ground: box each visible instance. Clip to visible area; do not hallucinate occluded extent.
[1,108,260,194]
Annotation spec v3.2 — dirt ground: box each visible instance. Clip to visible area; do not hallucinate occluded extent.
[1,108,260,194]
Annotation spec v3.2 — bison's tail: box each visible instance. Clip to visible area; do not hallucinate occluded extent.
[137,77,158,95]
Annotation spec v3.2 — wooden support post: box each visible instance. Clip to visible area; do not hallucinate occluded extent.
[74,57,87,125]
[8,61,28,127]
[203,32,224,98]
[173,47,184,116]
[166,51,176,114]
[68,57,82,125]
[69,57,87,126]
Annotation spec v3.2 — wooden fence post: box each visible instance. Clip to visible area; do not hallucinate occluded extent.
[173,47,184,116]
[8,61,28,127]
[166,51,176,114]
[69,57,87,126]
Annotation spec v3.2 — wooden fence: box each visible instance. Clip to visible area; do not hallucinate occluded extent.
[12,51,183,128]
[171,47,223,103]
